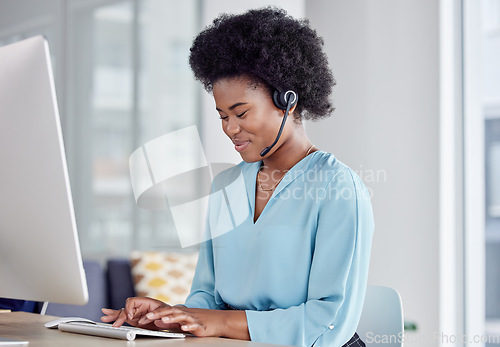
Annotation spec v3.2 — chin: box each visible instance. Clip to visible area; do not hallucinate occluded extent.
[239,151,262,163]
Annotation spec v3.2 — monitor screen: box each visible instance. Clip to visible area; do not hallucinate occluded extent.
[0,36,88,305]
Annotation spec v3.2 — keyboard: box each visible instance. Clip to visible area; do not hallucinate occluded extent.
[57,321,186,341]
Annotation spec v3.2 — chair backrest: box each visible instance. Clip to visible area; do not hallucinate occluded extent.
[106,259,135,310]
[357,285,404,347]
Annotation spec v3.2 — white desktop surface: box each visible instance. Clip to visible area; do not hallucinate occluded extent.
[0,312,285,346]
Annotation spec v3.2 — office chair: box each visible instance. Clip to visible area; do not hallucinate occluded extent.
[357,285,404,347]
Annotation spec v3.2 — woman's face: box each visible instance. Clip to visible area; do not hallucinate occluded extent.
[213,76,288,163]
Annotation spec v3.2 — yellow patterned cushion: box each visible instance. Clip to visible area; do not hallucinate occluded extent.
[130,251,198,305]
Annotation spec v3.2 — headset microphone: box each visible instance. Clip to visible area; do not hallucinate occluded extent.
[260,90,298,157]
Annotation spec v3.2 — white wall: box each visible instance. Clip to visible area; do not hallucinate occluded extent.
[306,1,440,346]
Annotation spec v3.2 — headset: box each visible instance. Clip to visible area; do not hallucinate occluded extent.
[260,89,298,157]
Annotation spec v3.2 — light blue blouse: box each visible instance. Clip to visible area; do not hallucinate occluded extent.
[184,151,374,347]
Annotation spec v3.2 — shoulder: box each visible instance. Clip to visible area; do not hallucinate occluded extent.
[311,152,374,228]
[303,152,371,207]
[306,151,361,185]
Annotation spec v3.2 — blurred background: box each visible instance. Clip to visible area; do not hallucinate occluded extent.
[0,0,499,346]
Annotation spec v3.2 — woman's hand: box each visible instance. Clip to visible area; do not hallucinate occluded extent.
[102,298,249,340]
[100,297,181,332]
[149,306,224,336]
[147,306,250,340]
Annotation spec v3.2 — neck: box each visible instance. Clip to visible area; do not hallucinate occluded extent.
[261,127,314,172]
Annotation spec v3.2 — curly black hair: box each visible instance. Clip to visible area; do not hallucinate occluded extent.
[189,7,335,121]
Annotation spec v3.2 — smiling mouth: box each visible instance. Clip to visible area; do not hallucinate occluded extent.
[233,140,250,152]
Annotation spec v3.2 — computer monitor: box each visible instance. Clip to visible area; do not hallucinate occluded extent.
[0,36,88,306]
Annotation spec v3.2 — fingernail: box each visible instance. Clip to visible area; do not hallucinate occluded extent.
[146,313,154,319]
[128,313,133,320]
[162,317,169,322]
[181,325,187,330]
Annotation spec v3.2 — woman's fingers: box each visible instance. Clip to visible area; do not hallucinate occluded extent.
[101,308,118,317]
[153,319,183,331]
[137,305,177,321]
[100,307,134,326]
[100,305,213,337]
[157,310,202,334]
[181,323,200,332]
[137,309,159,325]
[124,297,140,320]
[136,306,197,331]
[100,298,173,329]
[100,308,119,323]
[132,299,171,324]
[122,297,155,322]
[112,308,129,327]
[160,309,196,325]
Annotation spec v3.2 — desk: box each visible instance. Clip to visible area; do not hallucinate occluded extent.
[0,312,283,346]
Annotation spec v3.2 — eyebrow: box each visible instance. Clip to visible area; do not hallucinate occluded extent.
[215,102,248,112]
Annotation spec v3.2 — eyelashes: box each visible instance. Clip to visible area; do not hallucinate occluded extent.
[219,110,248,120]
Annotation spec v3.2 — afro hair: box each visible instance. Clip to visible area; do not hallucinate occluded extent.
[189,7,336,121]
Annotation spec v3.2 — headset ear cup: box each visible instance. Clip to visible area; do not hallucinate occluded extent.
[273,89,298,110]
[273,90,287,110]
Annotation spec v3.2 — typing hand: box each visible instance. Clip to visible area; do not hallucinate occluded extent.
[100,297,182,331]
[146,306,225,336]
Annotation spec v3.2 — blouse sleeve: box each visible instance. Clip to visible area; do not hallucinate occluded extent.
[244,169,374,346]
[183,165,247,310]
[183,206,225,310]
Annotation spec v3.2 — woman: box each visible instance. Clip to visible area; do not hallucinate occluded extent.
[102,7,374,347]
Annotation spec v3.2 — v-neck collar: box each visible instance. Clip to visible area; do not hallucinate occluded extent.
[244,151,320,225]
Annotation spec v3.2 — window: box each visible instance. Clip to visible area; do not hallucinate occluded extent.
[483,0,500,342]
[67,0,201,259]
[0,0,202,261]
[464,0,500,344]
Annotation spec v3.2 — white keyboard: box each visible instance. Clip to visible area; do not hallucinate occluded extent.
[57,321,186,341]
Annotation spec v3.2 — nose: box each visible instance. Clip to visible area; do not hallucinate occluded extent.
[224,116,241,136]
